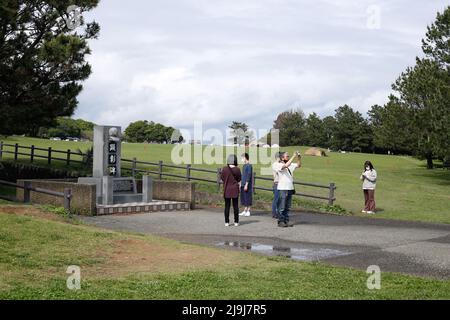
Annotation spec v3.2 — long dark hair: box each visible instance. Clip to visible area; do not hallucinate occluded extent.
[364,161,374,171]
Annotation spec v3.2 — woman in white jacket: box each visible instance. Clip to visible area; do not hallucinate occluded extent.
[360,161,377,214]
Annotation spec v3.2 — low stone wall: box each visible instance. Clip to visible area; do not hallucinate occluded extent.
[16,179,196,215]
[138,180,196,209]
[16,179,96,215]
[0,161,85,181]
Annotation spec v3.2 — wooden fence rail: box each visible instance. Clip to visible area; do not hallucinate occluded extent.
[0,179,72,212]
[0,141,337,205]
[0,142,85,166]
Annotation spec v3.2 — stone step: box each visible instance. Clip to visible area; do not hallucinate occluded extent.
[96,200,190,216]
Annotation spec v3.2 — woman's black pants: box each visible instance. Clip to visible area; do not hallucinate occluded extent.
[224,197,239,224]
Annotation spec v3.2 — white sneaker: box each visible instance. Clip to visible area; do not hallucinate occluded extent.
[244,211,251,217]
[234,223,239,227]
[239,211,247,216]
[225,223,230,227]
[366,211,375,215]
[362,210,367,213]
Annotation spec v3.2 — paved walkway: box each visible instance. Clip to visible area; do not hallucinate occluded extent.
[81,208,450,279]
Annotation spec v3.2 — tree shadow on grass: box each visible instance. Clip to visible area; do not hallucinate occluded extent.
[410,168,450,186]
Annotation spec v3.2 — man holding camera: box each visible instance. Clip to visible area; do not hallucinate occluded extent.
[272,151,302,228]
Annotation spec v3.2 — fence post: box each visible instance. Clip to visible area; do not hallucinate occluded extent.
[131,157,137,178]
[216,168,222,192]
[23,181,31,203]
[47,147,52,165]
[158,161,163,180]
[328,183,336,206]
[66,149,71,166]
[186,164,191,181]
[14,143,19,161]
[0,141,3,160]
[63,188,72,213]
[30,145,35,163]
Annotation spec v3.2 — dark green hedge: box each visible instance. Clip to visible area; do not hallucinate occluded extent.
[0,161,85,182]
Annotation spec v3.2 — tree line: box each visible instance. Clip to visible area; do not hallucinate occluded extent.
[37,117,95,140]
[11,116,180,144]
[271,107,371,153]
[124,120,183,144]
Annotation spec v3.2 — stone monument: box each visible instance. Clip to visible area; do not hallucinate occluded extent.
[78,125,153,205]
[93,125,122,178]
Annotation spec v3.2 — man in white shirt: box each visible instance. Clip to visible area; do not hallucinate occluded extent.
[272,151,302,227]
[271,152,281,219]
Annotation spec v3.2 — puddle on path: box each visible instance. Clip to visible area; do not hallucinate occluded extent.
[216,241,349,261]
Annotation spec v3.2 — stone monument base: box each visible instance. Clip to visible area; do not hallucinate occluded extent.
[78,175,152,205]
[96,200,190,215]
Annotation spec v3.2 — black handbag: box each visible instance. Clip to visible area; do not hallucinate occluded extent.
[227,165,240,182]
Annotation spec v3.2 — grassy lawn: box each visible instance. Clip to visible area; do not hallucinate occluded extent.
[0,205,449,300]
[1,136,450,224]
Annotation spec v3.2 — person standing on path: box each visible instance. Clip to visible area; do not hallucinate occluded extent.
[273,151,302,228]
[272,152,281,219]
[239,153,253,217]
[221,154,242,227]
[360,160,377,214]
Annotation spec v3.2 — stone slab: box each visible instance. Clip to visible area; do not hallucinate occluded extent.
[96,200,190,215]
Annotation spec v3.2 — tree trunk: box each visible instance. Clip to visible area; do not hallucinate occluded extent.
[426,152,434,169]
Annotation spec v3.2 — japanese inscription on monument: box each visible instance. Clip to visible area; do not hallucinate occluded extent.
[92,125,122,178]
[108,141,118,176]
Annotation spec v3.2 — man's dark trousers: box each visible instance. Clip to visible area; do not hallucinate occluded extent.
[278,190,294,224]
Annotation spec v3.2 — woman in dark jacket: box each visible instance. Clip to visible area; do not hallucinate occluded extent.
[239,153,253,217]
[221,154,242,227]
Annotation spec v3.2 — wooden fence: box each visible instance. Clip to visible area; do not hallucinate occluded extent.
[0,179,72,211]
[0,142,85,166]
[0,141,337,205]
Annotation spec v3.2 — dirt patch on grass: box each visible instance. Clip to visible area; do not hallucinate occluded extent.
[85,237,250,279]
[0,205,64,222]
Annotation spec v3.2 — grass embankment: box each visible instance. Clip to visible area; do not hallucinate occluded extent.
[1,136,449,224]
[0,205,449,300]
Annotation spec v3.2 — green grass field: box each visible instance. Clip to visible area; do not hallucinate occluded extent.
[1,136,450,224]
[0,206,449,300]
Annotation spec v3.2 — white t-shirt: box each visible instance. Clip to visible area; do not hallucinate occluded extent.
[273,162,298,190]
[272,161,280,183]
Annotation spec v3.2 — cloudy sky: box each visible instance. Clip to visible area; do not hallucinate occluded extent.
[75,0,448,133]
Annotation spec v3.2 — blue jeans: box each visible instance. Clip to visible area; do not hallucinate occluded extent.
[277,190,294,223]
[272,184,280,217]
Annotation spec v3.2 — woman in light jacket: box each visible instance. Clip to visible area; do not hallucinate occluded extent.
[360,161,377,214]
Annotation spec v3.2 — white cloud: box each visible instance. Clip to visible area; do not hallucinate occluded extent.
[75,0,446,130]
